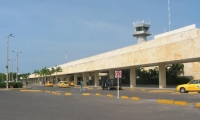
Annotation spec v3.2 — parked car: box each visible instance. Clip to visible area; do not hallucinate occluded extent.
[44,81,54,87]
[69,81,75,86]
[57,81,70,88]
[176,79,200,93]
[56,81,63,87]
[101,79,122,90]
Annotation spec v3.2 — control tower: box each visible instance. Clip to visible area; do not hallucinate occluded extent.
[133,21,151,44]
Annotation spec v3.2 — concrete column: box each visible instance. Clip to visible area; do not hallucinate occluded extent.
[82,73,87,86]
[74,73,77,86]
[94,72,99,86]
[60,75,65,81]
[109,69,115,79]
[159,63,166,88]
[66,75,70,81]
[130,66,136,87]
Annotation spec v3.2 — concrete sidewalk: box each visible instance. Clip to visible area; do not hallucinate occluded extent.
[29,83,177,90]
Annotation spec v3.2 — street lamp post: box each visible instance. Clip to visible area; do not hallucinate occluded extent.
[55,65,57,84]
[6,34,14,89]
[12,50,22,82]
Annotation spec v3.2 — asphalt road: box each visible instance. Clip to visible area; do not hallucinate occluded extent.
[1,85,200,120]
[31,84,200,103]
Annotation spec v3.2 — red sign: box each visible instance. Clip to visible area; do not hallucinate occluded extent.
[115,71,122,78]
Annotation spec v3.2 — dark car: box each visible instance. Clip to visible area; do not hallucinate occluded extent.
[101,79,122,90]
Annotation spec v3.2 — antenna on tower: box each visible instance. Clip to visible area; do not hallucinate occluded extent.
[65,50,67,63]
[168,0,171,31]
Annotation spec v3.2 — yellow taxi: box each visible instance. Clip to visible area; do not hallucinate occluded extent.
[176,79,200,93]
[44,81,54,87]
[69,81,75,86]
[57,81,70,88]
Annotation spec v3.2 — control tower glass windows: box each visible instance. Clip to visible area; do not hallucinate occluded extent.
[144,27,149,31]
[136,27,149,32]
[136,27,142,31]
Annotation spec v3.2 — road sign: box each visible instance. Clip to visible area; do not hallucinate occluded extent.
[115,71,122,78]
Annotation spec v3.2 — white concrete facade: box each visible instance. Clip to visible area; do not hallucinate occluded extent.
[29,24,200,88]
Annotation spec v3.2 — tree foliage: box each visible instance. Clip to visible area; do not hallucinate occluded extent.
[122,63,184,80]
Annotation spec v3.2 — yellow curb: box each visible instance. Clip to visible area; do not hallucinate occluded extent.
[82,93,90,96]
[95,93,101,96]
[20,90,43,92]
[174,101,188,106]
[141,89,146,92]
[52,91,55,94]
[131,97,140,100]
[188,92,198,94]
[65,92,72,96]
[196,103,200,107]
[45,90,50,92]
[157,99,174,104]
[149,90,174,93]
[130,88,134,91]
[121,96,129,99]
[107,94,113,97]
[56,92,61,95]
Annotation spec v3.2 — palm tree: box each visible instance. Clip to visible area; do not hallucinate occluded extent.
[33,70,42,84]
[148,67,158,79]
[166,63,184,78]
[21,73,30,84]
[40,67,49,85]
[41,67,49,82]
[54,65,62,84]
[46,68,55,82]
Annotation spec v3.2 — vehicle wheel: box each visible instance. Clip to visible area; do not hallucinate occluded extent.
[180,87,186,93]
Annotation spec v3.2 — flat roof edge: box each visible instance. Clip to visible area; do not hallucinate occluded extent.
[154,24,196,39]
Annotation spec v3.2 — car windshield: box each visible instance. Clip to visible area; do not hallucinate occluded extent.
[189,80,198,84]
[64,82,68,84]
[49,82,53,84]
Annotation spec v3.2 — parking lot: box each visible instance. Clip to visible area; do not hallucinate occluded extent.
[1,85,200,120]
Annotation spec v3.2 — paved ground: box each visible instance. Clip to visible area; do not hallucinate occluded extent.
[1,85,200,120]
[30,84,200,103]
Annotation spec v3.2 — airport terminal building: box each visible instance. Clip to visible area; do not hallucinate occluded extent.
[29,23,200,88]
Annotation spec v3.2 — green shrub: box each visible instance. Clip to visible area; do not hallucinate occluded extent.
[167,77,190,84]
[136,77,190,85]
[0,82,23,88]
[0,82,6,88]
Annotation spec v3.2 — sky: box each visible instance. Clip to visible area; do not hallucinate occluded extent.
[0,0,200,74]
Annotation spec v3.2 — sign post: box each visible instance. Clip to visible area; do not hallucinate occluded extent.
[115,71,122,99]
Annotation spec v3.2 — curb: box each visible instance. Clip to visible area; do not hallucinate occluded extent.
[148,90,174,93]
[188,92,198,94]
[157,99,174,104]
[121,96,129,99]
[196,103,200,107]
[174,101,188,106]
[20,90,43,92]
[65,92,72,96]
[131,97,140,100]
[141,89,146,92]
[95,93,101,96]
[82,93,90,96]
[107,94,113,97]
[157,99,188,106]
